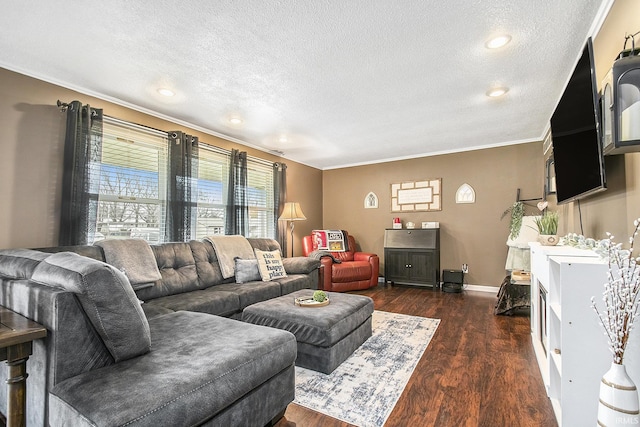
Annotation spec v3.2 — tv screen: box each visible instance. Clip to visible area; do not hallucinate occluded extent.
[550,37,606,204]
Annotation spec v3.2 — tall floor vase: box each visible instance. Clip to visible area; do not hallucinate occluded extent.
[598,362,640,426]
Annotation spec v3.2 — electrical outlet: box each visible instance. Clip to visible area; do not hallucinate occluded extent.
[462,263,469,274]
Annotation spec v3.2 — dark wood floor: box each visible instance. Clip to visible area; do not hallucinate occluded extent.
[276,285,557,427]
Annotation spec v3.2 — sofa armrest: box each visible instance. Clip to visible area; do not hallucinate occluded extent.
[354,252,377,262]
[282,257,320,275]
[354,252,380,288]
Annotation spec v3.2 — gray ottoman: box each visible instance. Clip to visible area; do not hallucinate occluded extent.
[242,290,374,374]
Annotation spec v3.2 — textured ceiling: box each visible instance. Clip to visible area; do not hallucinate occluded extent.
[1,1,611,169]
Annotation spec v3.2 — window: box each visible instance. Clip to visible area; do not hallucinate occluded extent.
[195,150,276,239]
[246,160,275,238]
[94,118,168,244]
[90,117,276,243]
[195,147,229,239]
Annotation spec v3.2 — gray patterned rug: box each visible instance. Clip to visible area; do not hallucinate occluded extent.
[294,310,440,427]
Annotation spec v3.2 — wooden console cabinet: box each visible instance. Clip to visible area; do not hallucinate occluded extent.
[384,228,440,288]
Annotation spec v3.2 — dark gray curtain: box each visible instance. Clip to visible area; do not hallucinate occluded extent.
[273,162,287,253]
[59,101,103,246]
[225,149,248,235]
[165,131,199,242]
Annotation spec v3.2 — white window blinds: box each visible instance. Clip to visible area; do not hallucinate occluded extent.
[195,147,230,239]
[247,160,275,238]
[95,118,168,243]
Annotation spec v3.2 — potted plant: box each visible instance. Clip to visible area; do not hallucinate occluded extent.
[533,210,559,245]
[501,201,525,240]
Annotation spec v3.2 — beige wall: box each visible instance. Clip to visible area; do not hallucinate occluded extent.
[323,142,544,286]
[0,68,322,253]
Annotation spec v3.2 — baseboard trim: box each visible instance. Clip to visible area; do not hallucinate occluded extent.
[378,277,498,293]
[463,284,498,293]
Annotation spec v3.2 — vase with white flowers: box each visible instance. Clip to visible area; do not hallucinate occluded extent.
[591,218,640,425]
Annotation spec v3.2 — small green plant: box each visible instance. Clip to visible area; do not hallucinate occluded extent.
[533,211,559,235]
[313,290,327,302]
[501,201,525,240]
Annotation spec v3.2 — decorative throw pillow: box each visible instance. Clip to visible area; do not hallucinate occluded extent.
[254,249,287,281]
[234,257,261,283]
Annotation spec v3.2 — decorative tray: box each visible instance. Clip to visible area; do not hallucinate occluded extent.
[294,297,330,307]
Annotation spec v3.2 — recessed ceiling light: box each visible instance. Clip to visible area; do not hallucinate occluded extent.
[157,88,175,97]
[485,35,512,49]
[229,117,243,125]
[278,135,288,144]
[486,87,509,97]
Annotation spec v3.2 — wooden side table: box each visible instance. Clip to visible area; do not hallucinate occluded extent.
[0,306,47,427]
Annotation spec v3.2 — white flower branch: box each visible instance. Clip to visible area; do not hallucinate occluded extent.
[591,218,640,364]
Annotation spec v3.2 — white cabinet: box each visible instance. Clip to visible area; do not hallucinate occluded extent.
[529,244,609,426]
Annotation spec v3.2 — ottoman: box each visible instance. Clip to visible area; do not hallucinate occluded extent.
[242,290,374,374]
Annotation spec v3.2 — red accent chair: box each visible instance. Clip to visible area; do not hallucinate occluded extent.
[302,232,379,292]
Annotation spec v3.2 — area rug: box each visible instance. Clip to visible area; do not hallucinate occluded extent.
[294,310,440,427]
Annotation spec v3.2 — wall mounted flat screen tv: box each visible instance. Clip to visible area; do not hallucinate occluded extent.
[550,37,606,204]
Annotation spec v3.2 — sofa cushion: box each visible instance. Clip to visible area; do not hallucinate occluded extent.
[141,303,175,320]
[0,249,50,279]
[274,274,317,294]
[144,289,240,317]
[211,282,282,310]
[188,240,226,287]
[234,258,261,283]
[31,252,151,362]
[49,311,297,427]
[136,243,201,301]
[255,249,287,281]
[248,238,283,253]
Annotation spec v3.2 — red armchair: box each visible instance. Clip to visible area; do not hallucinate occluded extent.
[302,232,379,292]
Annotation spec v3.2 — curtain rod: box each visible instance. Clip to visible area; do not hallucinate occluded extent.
[56,101,281,166]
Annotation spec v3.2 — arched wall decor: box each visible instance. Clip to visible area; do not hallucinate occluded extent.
[364,192,378,209]
[455,183,476,204]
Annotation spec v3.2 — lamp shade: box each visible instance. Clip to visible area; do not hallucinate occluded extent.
[278,202,306,221]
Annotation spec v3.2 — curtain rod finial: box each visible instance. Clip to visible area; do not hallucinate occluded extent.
[57,100,70,112]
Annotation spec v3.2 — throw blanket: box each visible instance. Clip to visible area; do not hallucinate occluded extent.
[494,275,531,315]
[204,235,255,279]
[311,230,349,252]
[95,239,161,287]
[307,250,342,264]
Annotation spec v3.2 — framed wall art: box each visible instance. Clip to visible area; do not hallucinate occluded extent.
[391,179,441,212]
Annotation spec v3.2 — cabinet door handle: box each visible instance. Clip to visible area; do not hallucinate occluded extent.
[408,264,412,268]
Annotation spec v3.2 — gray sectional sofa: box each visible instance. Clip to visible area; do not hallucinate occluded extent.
[0,238,320,427]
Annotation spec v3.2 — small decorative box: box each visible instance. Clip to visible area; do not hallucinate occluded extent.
[421,221,439,229]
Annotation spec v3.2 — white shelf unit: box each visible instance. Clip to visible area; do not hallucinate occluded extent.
[529,244,607,426]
